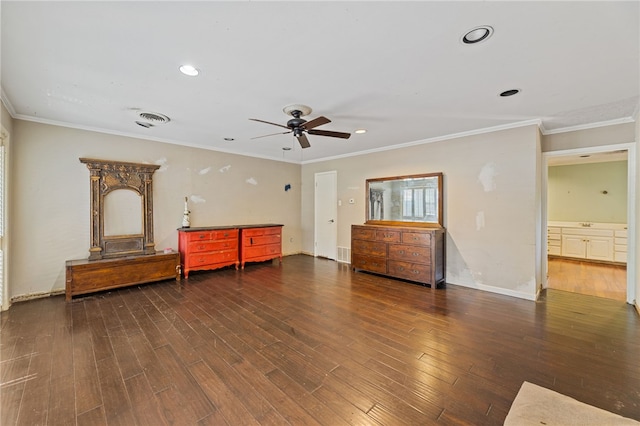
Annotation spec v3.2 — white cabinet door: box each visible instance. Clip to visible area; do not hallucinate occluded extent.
[586,237,613,261]
[562,235,587,258]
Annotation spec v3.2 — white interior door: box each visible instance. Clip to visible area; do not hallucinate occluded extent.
[314,171,337,260]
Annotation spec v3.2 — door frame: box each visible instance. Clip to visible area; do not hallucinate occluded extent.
[541,142,636,304]
[0,125,9,311]
[314,170,337,259]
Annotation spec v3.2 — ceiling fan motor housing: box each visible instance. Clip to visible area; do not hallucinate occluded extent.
[287,111,307,130]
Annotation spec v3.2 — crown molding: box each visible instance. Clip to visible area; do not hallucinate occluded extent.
[302,119,543,165]
[541,117,636,135]
[0,87,17,118]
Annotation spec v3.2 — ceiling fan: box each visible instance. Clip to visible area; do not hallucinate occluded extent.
[250,104,351,148]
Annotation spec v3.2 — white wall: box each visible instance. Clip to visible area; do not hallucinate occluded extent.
[11,120,302,300]
[301,125,541,300]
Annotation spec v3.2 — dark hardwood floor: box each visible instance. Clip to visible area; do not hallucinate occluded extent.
[2,254,639,425]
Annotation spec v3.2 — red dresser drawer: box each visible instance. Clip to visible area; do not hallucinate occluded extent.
[185,229,237,242]
[244,234,280,246]
[189,239,238,254]
[186,250,237,268]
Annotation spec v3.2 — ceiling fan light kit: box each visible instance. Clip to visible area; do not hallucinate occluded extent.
[283,104,312,117]
[250,104,351,149]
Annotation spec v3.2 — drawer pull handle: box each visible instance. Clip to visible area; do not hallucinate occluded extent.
[398,250,405,255]
[412,252,419,256]
[199,235,205,239]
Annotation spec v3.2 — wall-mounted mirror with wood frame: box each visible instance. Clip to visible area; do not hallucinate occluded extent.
[366,172,443,227]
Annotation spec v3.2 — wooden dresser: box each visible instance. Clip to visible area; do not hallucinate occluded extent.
[178,226,239,278]
[351,224,445,288]
[65,252,180,301]
[239,224,283,269]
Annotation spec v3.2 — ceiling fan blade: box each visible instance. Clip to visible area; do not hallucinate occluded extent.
[251,130,292,140]
[249,118,290,130]
[296,133,311,148]
[308,129,351,139]
[303,116,330,130]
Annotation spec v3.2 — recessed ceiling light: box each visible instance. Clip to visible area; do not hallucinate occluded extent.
[499,89,520,97]
[223,137,235,141]
[355,129,367,134]
[462,26,494,44]
[179,64,199,76]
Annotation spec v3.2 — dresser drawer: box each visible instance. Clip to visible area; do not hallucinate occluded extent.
[189,239,238,254]
[352,254,387,274]
[388,261,432,282]
[186,250,237,268]
[388,244,431,264]
[352,226,376,241]
[243,243,281,258]
[244,234,281,246]
[243,226,281,237]
[352,239,386,257]
[402,231,431,246]
[185,229,237,242]
[375,230,400,242]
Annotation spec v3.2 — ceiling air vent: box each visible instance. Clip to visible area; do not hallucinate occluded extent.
[138,111,171,124]
[135,121,154,128]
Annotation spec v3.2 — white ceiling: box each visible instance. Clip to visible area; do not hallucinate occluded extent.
[1,1,638,164]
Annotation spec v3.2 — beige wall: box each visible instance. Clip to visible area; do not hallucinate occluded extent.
[301,125,541,300]
[11,120,302,299]
[7,114,638,305]
[542,122,636,152]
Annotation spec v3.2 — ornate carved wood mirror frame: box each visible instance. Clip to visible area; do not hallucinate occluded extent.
[80,158,160,260]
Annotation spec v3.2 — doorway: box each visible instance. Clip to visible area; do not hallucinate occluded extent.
[314,171,337,260]
[542,143,636,304]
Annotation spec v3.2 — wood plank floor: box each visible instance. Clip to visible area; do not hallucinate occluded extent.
[2,254,639,425]
[547,257,627,301]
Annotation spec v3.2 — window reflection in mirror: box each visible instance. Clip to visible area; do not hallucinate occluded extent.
[366,173,443,226]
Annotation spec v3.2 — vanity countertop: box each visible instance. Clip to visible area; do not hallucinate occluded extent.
[548,221,627,230]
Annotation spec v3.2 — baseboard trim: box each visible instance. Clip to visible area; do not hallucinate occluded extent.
[11,289,65,304]
[448,280,537,301]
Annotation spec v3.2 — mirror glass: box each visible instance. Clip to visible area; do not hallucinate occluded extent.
[366,172,443,226]
[104,189,143,236]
